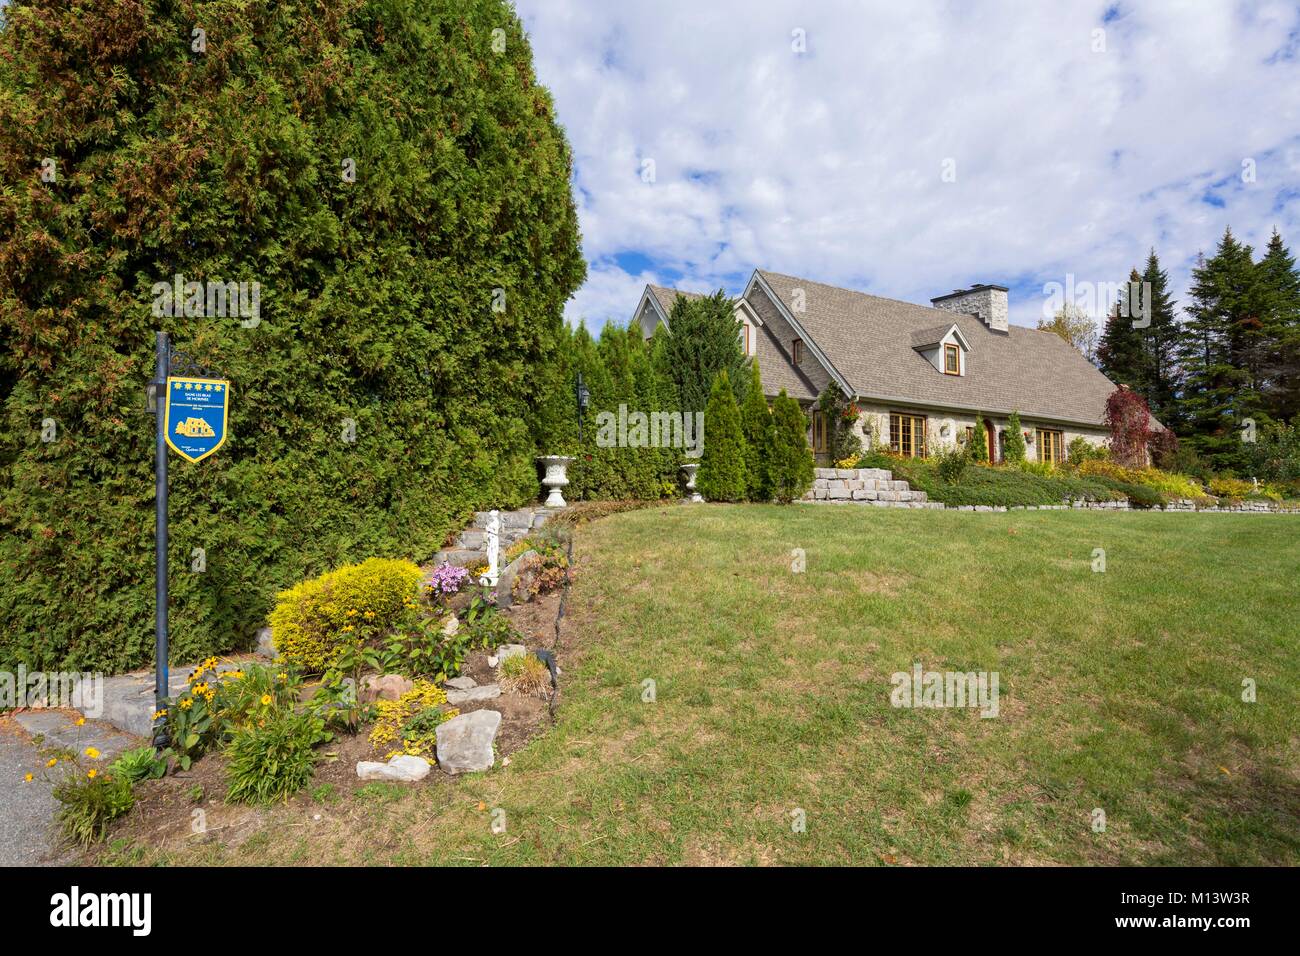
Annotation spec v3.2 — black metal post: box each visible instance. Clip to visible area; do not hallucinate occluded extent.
[154,332,170,728]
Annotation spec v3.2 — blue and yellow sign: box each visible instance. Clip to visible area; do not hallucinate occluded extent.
[164,377,230,463]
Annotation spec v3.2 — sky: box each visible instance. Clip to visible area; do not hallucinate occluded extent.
[514,0,1300,330]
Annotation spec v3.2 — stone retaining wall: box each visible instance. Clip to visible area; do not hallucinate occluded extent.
[801,468,1300,514]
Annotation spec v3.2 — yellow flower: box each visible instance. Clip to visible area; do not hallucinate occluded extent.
[180,697,193,710]
[74,717,86,727]
[83,747,101,760]
[46,758,57,767]
[347,608,358,617]
[24,773,33,782]
[87,769,97,779]
[260,694,273,706]
[363,610,375,619]
[277,672,287,681]
[152,709,167,720]
[342,625,354,633]
[229,670,244,680]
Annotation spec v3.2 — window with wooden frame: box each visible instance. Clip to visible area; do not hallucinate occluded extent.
[739,322,751,356]
[889,411,928,458]
[792,338,803,365]
[943,343,961,375]
[1036,428,1064,466]
[812,410,829,453]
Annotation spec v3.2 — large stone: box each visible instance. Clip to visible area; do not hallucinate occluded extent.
[356,755,432,782]
[435,710,502,774]
[255,627,276,658]
[360,673,414,704]
[446,684,501,705]
[494,551,541,610]
[445,676,477,690]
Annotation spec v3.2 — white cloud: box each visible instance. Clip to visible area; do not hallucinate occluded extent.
[515,0,1300,329]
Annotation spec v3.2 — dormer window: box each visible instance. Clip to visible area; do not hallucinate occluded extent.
[944,343,960,375]
[792,338,804,365]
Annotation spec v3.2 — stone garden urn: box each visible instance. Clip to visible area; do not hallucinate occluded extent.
[537,455,574,508]
[680,462,703,503]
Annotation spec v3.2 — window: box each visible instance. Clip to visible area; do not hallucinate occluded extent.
[792,338,803,365]
[889,412,928,458]
[1036,428,1064,466]
[944,343,960,375]
[812,410,829,453]
[739,323,751,356]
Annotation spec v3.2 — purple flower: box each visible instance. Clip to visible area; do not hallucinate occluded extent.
[426,562,470,600]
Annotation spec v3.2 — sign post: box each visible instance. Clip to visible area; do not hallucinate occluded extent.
[151,335,231,745]
[153,332,170,740]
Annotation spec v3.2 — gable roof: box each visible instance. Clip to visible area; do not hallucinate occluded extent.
[910,322,969,351]
[752,270,1120,428]
[642,284,705,327]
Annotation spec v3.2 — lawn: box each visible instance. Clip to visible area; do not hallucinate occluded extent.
[119,505,1300,866]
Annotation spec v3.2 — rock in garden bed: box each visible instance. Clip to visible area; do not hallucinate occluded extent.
[356,754,431,782]
[435,710,502,774]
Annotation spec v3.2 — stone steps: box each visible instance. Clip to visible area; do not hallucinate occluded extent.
[804,467,936,508]
[433,506,558,570]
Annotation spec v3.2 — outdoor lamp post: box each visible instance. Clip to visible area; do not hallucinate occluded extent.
[575,371,590,444]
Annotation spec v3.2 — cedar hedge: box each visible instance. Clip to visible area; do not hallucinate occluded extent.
[0,0,584,672]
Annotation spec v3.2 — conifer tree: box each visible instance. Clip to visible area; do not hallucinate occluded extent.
[740,362,773,501]
[1138,249,1181,427]
[654,291,748,415]
[768,391,815,503]
[1256,229,1300,423]
[1004,411,1027,463]
[1097,269,1149,393]
[697,370,748,502]
[970,418,989,463]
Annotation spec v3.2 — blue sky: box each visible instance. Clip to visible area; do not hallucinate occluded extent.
[515,0,1300,330]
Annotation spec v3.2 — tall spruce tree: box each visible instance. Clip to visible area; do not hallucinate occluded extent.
[768,390,814,503]
[1256,229,1300,423]
[740,362,773,501]
[1097,269,1149,393]
[697,371,748,502]
[1139,249,1181,427]
[1179,229,1264,473]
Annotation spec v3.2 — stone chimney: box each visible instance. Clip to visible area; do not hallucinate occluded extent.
[930,284,1009,333]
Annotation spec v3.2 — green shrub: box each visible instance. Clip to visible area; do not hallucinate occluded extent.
[970,419,990,463]
[1208,476,1255,499]
[1004,412,1028,463]
[898,460,1121,508]
[500,652,551,697]
[0,0,584,675]
[1067,435,1107,464]
[936,447,969,483]
[107,746,169,785]
[270,558,422,672]
[768,391,815,503]
[225,710,331,805]
[697,371,749,502]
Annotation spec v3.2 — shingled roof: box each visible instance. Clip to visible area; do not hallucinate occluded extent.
[647,284,705,320]
[752,270,1120,428]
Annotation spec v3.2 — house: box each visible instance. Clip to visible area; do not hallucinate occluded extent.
[635,269,1121,465]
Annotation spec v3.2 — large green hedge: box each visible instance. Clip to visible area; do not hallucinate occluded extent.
[0,0,584,672]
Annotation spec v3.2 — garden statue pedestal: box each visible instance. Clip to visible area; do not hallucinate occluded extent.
[681,462,703,503]
[538,455,573,508]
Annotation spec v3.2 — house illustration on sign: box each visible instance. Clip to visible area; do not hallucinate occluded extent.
[175,417,216,438]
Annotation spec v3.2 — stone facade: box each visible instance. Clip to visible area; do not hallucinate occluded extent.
[931,285,1009,333]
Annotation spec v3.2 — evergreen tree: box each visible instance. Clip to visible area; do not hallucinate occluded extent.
[768,391,815,503]
[1097,269,1149,393]
[970,418,989,463]
[1180,229,1264,473]
[1138,249,1181,427]
[1256,229,1300,423]
[740,362,773,501]
[697,371,748,502]
[654,291,748,416]
[1004,411,1027,463]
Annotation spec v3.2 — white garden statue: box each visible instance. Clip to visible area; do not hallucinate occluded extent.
[479,509,500,587]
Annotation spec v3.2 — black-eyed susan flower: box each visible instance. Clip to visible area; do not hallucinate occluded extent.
[83,746,101,760]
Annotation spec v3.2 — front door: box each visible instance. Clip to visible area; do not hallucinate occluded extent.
[984,418,997,463]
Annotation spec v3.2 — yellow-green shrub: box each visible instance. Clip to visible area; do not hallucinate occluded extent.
[1208,477,1254,499]
[270,558,423,672]
[1078,460,1208,501]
